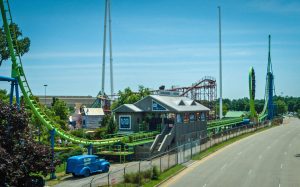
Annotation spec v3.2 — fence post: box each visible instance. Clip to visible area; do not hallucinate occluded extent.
[90,177,95,187]
[176,148,178,164]
[190,141,193,159]
[168,152,170,169]
[183,143,185,162]
[124,166,126,179]
[107,173,110,187]
[160,156,162,172]
[138,161,141,187]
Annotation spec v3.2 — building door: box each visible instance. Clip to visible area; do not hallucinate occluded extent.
[149,117,162,131]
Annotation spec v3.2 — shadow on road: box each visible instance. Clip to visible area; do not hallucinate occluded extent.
[62,172,106,181]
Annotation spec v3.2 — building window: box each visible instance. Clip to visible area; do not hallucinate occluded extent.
[176,114,183,123]
[119,115,131,129]
[196,112,200,121]
[200,112,206,121]
[189,113,195,122]
[184,113,189,123]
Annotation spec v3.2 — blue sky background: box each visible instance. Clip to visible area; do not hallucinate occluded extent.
[0,0,299,99]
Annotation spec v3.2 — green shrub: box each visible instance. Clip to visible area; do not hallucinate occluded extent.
[124,172,136,183]
[152,166,160,180]
[123,168,153,185]
[143,169,153,179]
[128,136,133,143]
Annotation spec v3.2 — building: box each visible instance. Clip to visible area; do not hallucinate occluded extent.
[82,107,105,129]
[113,92,210,153]
[37,95,96,108]
[224,111,248,118]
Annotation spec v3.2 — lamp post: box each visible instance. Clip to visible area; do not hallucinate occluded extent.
[43,84,48,106]
[218,6,223,119]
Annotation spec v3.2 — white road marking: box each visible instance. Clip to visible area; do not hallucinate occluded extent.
[221,164,227,170]
[259,155,262,160]
[279,183,281,187]
[203,184,207,187]
[248,169,252,175]
[281,164,283,169]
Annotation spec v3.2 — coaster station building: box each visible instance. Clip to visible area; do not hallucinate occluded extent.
[113,91,210,155]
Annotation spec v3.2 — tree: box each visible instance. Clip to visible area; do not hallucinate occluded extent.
[0,101,59,186]
[0,89,9,103]
[0,23,30,66]
[111,86,150,110]
[51,98,69,121]
[106,115,118,134]
[275,99,288,115]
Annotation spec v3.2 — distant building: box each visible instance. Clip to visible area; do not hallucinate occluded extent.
[37,95,96,107]
[224,111,248,118]
[82,107,105,129]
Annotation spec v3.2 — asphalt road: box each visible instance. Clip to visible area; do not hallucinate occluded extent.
[163,118,300,187]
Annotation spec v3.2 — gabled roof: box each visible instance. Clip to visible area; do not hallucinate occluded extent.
[83,108,104,116]
[149,95,210,112]
[124,104,143,112]
[114,95,210,113]
[113,104,143,113]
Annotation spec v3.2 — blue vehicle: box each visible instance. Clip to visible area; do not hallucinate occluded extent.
[66,155,110,177]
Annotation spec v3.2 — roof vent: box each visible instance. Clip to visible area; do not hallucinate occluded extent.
[177,100,185,106]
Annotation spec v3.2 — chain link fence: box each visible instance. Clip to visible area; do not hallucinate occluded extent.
[83,121,274,187]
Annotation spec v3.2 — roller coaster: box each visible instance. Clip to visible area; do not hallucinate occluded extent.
[0,0,274,149]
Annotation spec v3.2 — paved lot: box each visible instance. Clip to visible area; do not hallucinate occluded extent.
[162,118,300,187]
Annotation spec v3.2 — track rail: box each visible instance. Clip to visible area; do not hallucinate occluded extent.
[0,0,125,145]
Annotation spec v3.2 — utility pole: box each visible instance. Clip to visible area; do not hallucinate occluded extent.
[108,0,114,99]
[218,6,223,119]
[101,0,108,96]
[101,0,114,105]
[44,84,48,106]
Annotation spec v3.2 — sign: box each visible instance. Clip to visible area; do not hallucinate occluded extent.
[119,115,131,129]
[152,100,167,111]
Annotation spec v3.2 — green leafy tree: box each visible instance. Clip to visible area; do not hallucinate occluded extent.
[51,98,69,121]
[0,89,9,103]
[0,101,59,186]
[0,23,30,66]
[106,116,118,134]
[111,85,150,110]
[275,99,288,115]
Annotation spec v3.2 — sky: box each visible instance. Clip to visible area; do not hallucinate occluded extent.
[0,0,299,99]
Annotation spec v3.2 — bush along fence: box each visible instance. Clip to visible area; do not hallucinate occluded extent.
[82,119,282,187]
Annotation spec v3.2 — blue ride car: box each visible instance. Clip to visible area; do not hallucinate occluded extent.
[66,155,110,177]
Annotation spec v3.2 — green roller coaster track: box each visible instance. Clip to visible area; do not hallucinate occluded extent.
[0,0,273,146]
[249,34,274,122]
[0,0,159,146]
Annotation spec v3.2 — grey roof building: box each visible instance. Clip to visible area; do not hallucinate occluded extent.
[113,93,210,154]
